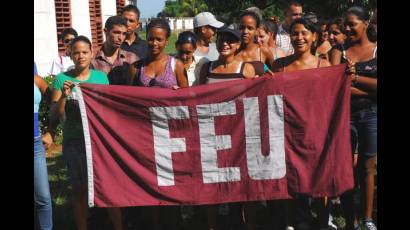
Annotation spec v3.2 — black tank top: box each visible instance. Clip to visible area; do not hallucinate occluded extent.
[202,61,246,84]
[341,45,377,112]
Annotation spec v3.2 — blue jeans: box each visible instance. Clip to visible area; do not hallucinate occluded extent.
[350,105,377,157]
[34,136,53,230]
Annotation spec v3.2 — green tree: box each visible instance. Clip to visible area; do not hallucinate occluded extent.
[204,0,376,24]
[204,0,284,24]
[162,0,208,17]
[302,0,377,19]
[160,0,376,25]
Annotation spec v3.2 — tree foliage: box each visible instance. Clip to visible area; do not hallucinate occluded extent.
[161,0,208,17]
[160,0,376,24]
[302,0,377,20]
[38,75,63,144]
[204,0,376,24]
[204,0,282,24]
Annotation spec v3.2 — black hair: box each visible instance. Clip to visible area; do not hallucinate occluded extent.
[317,19,328,37]
[285,0,302,11]
[122,4,140,20]
[216,32,241,43]
[70,35,92,50]
[245,6,263,21]
[260,20,279,38]
[328,17,345,31]
[290,18,319,34]
[239,10,261,28]
[367,23,377,42]
[105,15,128,31]
[194,25,217,36]
[193,27,201,35]
[316,20,329,44]
[346,6,370,21]
[175,31,197,49]
[147,18,171,38]
[318,19,329,28]
[60,28,78,41]
[304,12,318,23]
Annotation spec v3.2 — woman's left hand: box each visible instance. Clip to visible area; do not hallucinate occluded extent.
[346,59,356,75]
[42,132,53,150]
[172,85,181,90]
[266,69,275,76]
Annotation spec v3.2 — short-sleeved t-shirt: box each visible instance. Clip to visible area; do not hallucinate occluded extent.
[50,55,75,76]
[120,33,148,60]
[194,43,219,85]
[194,43,219,62]
[34,61,38,75]
[53,69,108,140]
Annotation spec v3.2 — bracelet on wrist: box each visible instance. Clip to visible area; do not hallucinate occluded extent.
[351,74,359,86]
[354,74,359,86]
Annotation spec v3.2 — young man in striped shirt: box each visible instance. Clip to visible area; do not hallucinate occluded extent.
[92,16,139,84]
[275,1,303,56]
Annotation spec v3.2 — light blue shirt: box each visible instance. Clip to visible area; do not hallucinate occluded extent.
[34,83,41,137]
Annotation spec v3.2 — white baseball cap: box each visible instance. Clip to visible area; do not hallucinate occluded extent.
[193,12,224,28]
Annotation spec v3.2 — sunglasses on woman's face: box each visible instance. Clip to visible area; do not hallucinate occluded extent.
[63,38,74,44]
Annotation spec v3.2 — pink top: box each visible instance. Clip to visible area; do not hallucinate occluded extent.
[139,56,177,89]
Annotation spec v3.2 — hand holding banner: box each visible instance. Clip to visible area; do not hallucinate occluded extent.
[77,64,353,207]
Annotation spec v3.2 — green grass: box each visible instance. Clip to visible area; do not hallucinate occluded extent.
[47,152,76,230]
[165,32,178,55]
[139,31,177,55]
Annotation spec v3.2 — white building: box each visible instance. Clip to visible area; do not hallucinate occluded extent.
[34,0,136,76]
[167,17,194,33]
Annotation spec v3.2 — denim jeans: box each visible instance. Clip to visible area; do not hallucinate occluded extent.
[34,136,53,230]
[350,105,377,157]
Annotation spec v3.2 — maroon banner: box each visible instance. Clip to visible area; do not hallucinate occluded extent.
[77,64,353,207]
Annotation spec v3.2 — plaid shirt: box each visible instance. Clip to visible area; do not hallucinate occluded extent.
[276,24,294,55]
[92,48,139,75]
